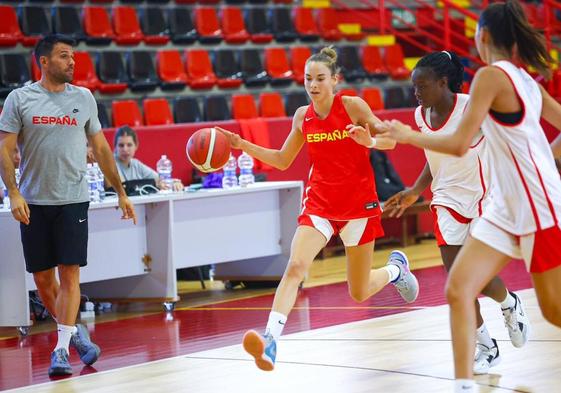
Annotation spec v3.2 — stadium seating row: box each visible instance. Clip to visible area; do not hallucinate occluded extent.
[0,5,366,47]
[0,45,410,97]
[97,86,415,128]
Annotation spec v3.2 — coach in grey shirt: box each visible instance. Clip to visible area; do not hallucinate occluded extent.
[0,34,136,377]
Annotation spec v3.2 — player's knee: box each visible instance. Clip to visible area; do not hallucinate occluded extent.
[285,258,308,282]
[348,286,369,303]
[57,265,80,289]
[33,272,54,289]
[540,300,561,328]
[445,280,466,306]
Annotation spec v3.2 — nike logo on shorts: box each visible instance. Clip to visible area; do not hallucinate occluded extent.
[79,218,87,223]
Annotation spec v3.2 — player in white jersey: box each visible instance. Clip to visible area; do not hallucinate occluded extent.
[383,51,529,375]
[372,1,561,391]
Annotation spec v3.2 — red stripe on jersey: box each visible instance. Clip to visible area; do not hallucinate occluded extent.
[470,135,485,149]
[527,143,559,226]
[476,156,487,216]
[421,93,458,132]
[508,145,541,230]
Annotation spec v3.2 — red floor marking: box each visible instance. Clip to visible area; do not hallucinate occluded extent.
[0,261,532,390]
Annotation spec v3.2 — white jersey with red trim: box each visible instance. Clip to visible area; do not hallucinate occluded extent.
[481,61,561,235]
[414,93,487,219]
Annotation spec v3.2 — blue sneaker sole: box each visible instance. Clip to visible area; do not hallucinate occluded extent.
[243,330,274,371]
[80,343,101,366]
[48,366,72,377]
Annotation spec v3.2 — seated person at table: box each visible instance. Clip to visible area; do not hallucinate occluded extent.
[114,125,183,192]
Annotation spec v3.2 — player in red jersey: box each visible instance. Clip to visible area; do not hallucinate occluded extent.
[219,47,420,371]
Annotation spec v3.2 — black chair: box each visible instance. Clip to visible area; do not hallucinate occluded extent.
[0,54,31,98]
[271,8,297,42]
[139,7,169,40]
[204,95,231,121]
[213,49,242,82]
[18,6,51,39]
[52,6,84,42]
[168,8,198,44]
[97,52,129,85]
[120,0,145,3]
[97,102,111,129]
[245,8,271,37]
[174,96,202,124]
[127,51,159,92]
[285,91,309,116]
[338,46,367,82]
[384,86,407,109]
[225,0,247,3]
[147,0,170,3]
[248,0,269,3]
[240,49,269,87]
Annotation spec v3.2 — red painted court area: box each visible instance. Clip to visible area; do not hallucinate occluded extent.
[0,261,532,391]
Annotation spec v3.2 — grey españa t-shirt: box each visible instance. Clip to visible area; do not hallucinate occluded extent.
[0,82,101,205]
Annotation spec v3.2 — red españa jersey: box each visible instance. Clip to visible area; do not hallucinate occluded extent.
[300,93,381,220]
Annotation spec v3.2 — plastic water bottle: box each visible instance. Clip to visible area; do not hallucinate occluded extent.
[237,152,255,187]
[14,168,20,187]
[222,154,238,189]
[157,155,173,190]
[93,163,105,200]
[86,163,99,202]
[2,189,9,210]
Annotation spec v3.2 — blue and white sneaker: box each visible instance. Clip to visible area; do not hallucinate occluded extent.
[387,250,419,303]
[243,330,277,371]
[70,324,101,366]
[48,348,73,377]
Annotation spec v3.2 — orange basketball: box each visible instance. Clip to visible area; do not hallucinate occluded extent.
[186,127,231,173]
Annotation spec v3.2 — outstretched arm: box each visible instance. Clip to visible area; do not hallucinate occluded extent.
[88,132,137,224]
[217,107,306,171]
[344,96,396,150]
[384,162,432,217]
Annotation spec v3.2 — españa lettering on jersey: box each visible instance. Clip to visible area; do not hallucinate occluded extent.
[32,116,78,126]
[300,93,381,220]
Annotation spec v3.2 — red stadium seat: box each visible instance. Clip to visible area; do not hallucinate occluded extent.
[0,6,23,47]
[290,46,312,84]
[316,8,342,41]
[156,50,188,90]
[113,6,144,45]
[194,7,223,44]
[232,94,258,120]
[293,7,319,42]
[112,100,143,127]
[144,98,174,126]
[185,49,217,89]
[222,7,250,44]
[72,51,101,91]
[362,87,384,111]
[384,44,411,80]
[362,45,389,79]
[264,47,293,86]
[83,6,115,44]
[259,92,286,118]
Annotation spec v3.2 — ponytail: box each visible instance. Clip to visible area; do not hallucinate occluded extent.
[479,0,553,79]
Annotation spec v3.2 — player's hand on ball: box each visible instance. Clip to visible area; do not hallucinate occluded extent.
[215,126,243,149]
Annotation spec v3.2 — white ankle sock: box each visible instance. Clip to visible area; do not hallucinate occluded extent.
[454,379,475,392]
[265,311,287,341]
[54,324,77,353]
[383,265,401,284]
[500,290,516,309]
[476,323,494,348]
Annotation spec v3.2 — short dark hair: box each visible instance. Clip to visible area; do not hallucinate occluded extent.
[34,34,76,68]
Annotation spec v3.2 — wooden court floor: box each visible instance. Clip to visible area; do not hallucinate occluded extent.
[5,289,560,393]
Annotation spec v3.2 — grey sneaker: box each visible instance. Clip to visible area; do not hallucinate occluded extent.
[473,338,501,375]
[387,250,419,303]
[48,348,73,377]
[70,324,101,366]
[502,291,530,348]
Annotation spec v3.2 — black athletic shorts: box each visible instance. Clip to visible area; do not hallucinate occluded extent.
[20,202,89,273]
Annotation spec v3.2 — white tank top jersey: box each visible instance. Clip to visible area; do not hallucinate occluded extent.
[481,60,561,235]
[414,93,487,219]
